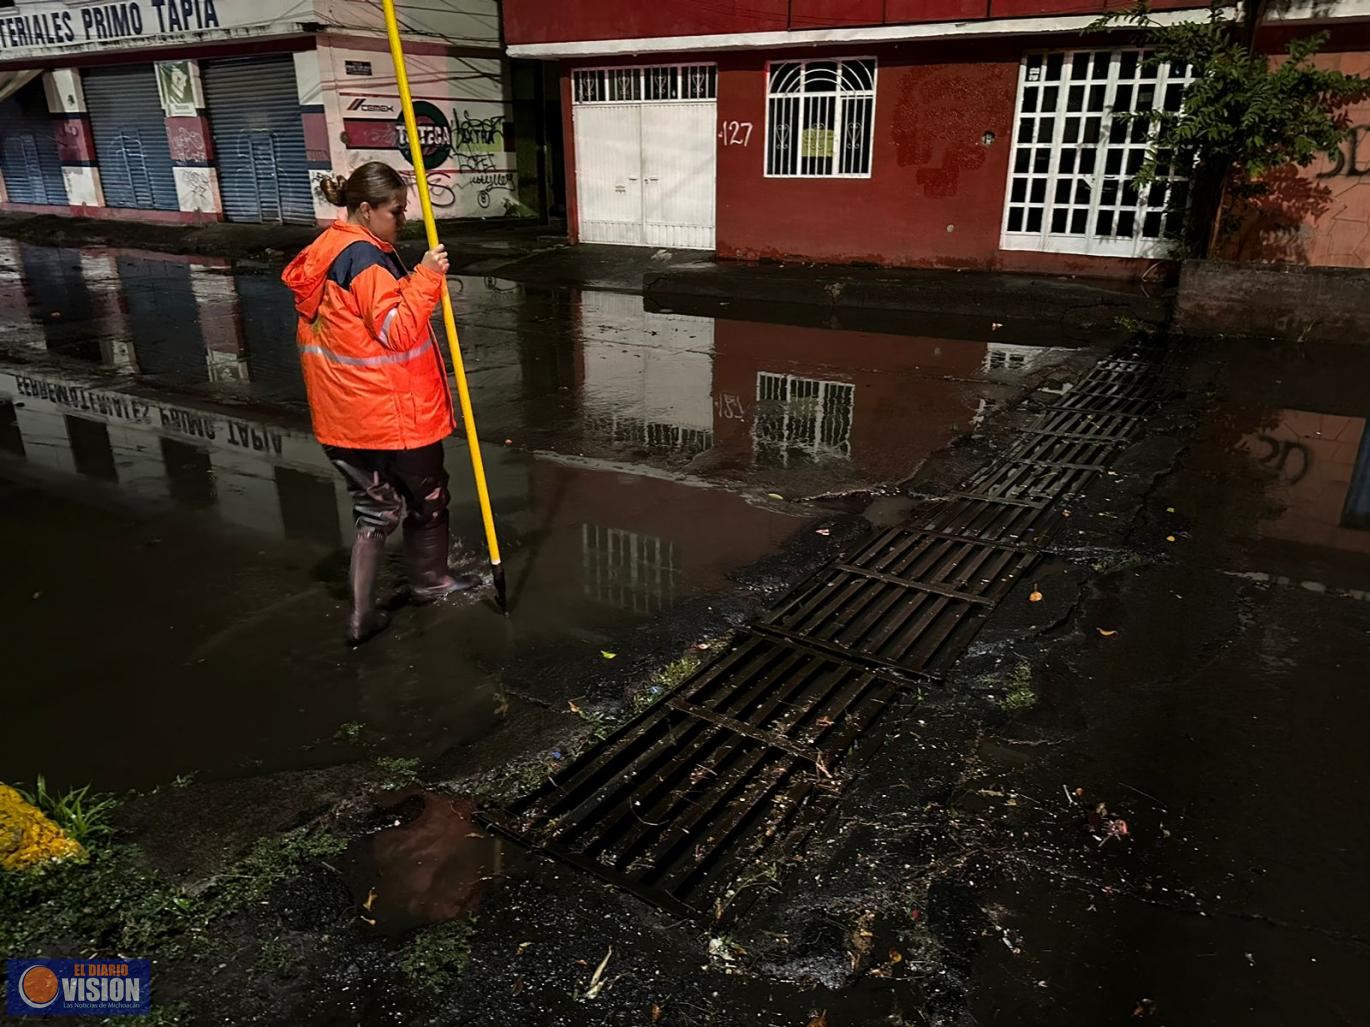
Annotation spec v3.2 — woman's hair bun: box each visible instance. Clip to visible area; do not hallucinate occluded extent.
[316,173,348,207]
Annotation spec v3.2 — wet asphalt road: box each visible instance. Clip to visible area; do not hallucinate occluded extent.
[3,238,1368,1026]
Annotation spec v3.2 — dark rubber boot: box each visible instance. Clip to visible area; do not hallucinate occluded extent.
[346,529,391,646]
[405,515,480,602]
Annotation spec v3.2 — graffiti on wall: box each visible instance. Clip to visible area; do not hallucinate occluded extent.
[344,96,517,214]
[398,167,515,212]
[167,123,208,163]
[891,68,997,198]
[454,110,505,153]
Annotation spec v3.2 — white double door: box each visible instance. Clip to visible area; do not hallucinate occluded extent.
[574,100,716,249]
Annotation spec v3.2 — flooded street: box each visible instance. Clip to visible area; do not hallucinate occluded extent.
[3,237,1368,1027]
[0,240,1074,794]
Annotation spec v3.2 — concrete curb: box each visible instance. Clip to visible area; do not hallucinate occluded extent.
[644,261,1171,328]
[1176,258,1370,344]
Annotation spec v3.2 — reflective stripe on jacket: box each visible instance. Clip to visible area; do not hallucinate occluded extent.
[281,221,454,450]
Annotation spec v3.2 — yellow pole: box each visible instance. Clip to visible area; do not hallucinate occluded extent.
[382,0,506,610]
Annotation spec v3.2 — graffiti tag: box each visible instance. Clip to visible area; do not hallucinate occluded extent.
[1254,434,1311,485]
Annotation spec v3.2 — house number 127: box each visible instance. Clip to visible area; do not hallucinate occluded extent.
[719,120,753,146]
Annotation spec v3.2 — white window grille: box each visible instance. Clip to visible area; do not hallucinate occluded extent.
[754,372,854,467]
[1001,49,1194,258]
[581,409,714,455]
[573,65,717,105]
[580,524,681,614]
[765,59,876,178]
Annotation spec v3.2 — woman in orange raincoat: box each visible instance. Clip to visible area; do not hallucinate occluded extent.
[282,161,476,645]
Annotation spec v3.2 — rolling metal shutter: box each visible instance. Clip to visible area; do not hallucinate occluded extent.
[82,66,179,212]
[202,56,314,225]
[0,81,69,206]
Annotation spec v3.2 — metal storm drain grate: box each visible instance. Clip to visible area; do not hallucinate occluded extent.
[481,348,1170,920]
[757,530,1037,675]
[484,635,907,919]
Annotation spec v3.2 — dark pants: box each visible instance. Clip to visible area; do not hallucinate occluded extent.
[325,442,450,536]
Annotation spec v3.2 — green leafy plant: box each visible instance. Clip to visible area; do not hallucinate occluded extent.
[1093,0,1370,254]
[18,774,119,844]
[398,918,477,993]
[372,756,422,790]
[335,721,365,745]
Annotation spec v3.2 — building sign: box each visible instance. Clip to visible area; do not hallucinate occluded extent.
[155,59,199,117]
[0,0,254,56]
[394,99,452,172]
[800,127,834,159]
[345,60,372,76]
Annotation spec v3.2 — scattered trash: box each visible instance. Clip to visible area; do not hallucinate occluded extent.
[1097,628,1119,637]
[1037,980,1049,988]
[651,1004,663,1023]
[600,651,617,660]
[888,948,903,964]
[504,439,513,445]
[816,527,831,536]
[991,322,1004,330]
[362,887,378,913]
[1090,802,1130,847]
[767,493,784,501]
[1029,585,1043,603]
[1133,998,1155,1018]
[807,1012,829,1027]
[1062,509,1072,518]
[583,946,613,1000]
[1166,535,1177,543]
[696,642,711,650]
[1166,506,1176,513]
[517,942,532,957]
[1245,952,1255,966]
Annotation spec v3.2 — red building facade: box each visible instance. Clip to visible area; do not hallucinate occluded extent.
[505,0,1370,275]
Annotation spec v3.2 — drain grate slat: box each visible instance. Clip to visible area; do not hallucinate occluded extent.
[483,345,1166,921]
[831,562,996,604]
[670,699,824,762]
[748,621,929,679]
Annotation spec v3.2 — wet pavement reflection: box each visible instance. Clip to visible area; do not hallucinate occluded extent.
[0,239,1080,793]
[344,791,507,937]
[960,337,1370,1027]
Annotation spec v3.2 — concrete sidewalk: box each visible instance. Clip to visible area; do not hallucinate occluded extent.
[643,258,1172,334]
[0,210,1171,332]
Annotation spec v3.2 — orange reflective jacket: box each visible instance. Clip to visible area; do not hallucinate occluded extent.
[282,221,454,450]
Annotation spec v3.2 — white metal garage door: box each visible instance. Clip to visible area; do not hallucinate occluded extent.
[572,65,717,249]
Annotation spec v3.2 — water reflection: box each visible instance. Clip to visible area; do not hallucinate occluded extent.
[0,240,1077,495]
[0,358,803,791]
[1240,410,1370,556]
[345,791,506,937]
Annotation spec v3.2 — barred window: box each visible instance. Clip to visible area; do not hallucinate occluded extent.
[766,58,875,178]
[1001,49,1194,258]
[573,65,716,105]
[755,373,854,467]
